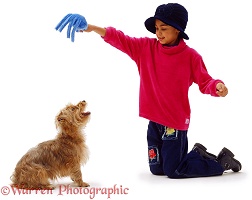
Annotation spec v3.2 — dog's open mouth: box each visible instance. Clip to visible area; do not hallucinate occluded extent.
[81,111,91,117]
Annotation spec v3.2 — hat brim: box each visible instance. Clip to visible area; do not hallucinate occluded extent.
[144,16,189,40]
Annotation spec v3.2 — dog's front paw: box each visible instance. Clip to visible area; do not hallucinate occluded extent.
[44,185,56,190]
[78,181,90,187]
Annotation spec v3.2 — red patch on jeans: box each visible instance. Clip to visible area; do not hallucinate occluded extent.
[149,149,157,160]
[148,146,159,165]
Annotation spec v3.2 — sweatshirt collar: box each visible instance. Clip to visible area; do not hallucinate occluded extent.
[159,39,187,54]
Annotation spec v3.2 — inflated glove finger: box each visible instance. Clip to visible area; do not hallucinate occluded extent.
[70,19,82,42]
[66,17,81,42]
[66,16,78,39]
[55,13,72,32]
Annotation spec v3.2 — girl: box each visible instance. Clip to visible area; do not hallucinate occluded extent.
[80,3,241,178]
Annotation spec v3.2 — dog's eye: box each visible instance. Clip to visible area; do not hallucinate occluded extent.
[71,106,78,111]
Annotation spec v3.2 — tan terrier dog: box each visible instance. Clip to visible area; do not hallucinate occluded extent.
[10,100,90,189]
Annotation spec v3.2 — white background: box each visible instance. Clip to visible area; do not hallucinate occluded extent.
[0,0,251,199]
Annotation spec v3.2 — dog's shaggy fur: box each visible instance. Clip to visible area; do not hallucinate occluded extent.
[10,100,90,189]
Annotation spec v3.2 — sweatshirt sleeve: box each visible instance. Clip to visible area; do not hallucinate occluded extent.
[192,55,224,97]
[102,27,146,62]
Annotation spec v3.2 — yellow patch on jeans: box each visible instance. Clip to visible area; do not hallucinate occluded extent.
[162,127,178,140]
[166,127,175,135]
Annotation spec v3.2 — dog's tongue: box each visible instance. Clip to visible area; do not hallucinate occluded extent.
[82,112,91,116]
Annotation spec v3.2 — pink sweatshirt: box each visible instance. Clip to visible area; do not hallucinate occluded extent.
[103,27,223,130]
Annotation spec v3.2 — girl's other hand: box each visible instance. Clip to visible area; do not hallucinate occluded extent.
[216,82,228,97]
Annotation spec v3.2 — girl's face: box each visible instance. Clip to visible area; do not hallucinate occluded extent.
[155,19,180,45]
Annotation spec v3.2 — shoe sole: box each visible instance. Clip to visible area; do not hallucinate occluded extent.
[193,143,217,160]
[194,143,207,151]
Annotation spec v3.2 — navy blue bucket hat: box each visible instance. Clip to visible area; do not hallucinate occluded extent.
[145,3,189,40]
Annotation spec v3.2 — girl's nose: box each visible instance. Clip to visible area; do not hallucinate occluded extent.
[156,30,161,37]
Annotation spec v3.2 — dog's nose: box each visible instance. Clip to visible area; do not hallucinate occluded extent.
[82,100,86,102]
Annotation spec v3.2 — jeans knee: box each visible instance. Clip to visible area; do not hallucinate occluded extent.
[164,171,174,178]
[164,169,184,179]
[151,171,164,176]
[149,167,164,175]
[163,168,178,178]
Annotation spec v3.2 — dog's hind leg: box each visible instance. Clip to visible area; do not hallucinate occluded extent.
[33,165,55,189]
[19,164,54,189]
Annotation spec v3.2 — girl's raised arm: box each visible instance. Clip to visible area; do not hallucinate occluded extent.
[81,24,106,37]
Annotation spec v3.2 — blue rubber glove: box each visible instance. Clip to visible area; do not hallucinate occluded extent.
[55,13,88,42]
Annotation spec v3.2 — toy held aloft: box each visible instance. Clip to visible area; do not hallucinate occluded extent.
[55,13,88,42]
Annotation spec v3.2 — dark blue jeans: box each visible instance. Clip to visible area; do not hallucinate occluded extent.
[147,121,224,178]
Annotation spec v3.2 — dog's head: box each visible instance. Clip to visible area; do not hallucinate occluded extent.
[55,100,91,132]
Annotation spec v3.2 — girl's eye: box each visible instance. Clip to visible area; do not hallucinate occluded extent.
[155,28,166,31]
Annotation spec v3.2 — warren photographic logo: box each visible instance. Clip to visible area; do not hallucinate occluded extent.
[1,184,129,199]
